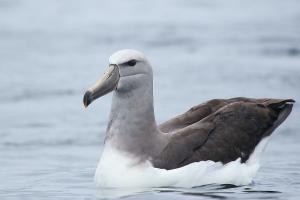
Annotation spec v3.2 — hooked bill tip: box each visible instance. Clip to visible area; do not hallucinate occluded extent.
[83,91,93,108]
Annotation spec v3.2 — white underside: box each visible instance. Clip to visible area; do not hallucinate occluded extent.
[95,137,270,189]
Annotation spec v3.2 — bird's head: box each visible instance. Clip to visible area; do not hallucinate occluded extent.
[83,49,153,107]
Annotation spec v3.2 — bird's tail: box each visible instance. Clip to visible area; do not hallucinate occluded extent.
[262,99,295,137]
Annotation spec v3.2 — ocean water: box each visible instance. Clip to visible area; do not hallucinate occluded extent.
[0,0,300,199]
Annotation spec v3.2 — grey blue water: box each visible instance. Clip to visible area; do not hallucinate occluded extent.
[0,0,300,199]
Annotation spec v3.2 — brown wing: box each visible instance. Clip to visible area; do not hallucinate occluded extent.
[153,98,294,170]
[159,97,271,133]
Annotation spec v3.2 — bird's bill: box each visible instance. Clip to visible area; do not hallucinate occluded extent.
[83,64,119,107]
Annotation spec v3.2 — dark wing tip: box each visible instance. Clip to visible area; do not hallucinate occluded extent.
[266,98,295,111]
[273,103,293,127]
[285,99,295,103]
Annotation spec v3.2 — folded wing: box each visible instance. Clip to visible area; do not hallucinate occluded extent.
[153,98,294,170]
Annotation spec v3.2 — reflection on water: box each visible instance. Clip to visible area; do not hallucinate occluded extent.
[96,187,152,199]
[95,184,283,199]
[0,0,300,199]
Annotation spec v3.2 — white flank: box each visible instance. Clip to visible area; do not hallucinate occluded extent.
[95,137,270,189]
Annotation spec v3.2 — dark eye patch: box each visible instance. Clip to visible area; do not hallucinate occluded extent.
[126,60,136,66]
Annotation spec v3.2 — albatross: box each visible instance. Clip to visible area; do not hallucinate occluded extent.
[83,49,294,188]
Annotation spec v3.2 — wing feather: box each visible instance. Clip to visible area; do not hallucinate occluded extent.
[152,98,294,170]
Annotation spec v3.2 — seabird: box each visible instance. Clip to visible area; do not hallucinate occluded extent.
[83,49,294,188]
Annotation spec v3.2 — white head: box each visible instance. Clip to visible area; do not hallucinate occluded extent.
[109,49,152,77]
[83,49,153,107]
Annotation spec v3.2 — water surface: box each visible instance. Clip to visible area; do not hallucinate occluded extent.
[0,0,300,199]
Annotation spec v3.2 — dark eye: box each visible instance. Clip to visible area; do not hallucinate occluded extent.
[127,60,136,66]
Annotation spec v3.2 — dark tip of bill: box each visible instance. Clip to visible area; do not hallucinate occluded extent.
[83,91,93,108]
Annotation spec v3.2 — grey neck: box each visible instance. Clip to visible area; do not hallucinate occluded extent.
[105,75,166,159]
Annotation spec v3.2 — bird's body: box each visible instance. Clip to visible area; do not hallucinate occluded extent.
[83,49,294,188]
